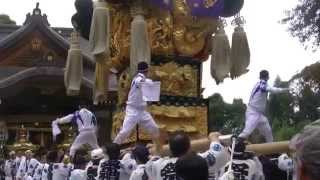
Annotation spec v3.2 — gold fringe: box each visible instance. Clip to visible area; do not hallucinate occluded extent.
[93,57,109,105]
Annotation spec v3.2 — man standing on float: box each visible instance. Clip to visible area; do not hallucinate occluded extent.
[113,62,161,153]
[52,105,99,157]
[239,70,289,142]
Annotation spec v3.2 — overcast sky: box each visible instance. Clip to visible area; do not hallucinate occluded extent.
[1,0,319,103]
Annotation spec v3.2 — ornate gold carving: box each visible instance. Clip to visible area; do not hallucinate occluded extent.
[108,5,131,72]
[172,0,218,56]
[103,2,218,67]
[112,105,208,143]
[116,61,198,104]
[147,10,174,55]
[149,62,198,97]
[7,125,39,153]
[58,127,76,151]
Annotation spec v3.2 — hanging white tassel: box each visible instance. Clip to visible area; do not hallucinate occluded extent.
[230,14,250,79]
[89,0,110,60]
[130,0,151,76]
[89,0,111,104]
[210,19,231,84]
[64,30,83,96]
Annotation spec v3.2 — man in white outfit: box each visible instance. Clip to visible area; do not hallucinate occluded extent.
[97,143,137,180]
[4,151,18,180]
[113,62,161,152]
[219,140,264,180]
[52,106,99,157]
[129,144,150,180]
[239,70,289,142]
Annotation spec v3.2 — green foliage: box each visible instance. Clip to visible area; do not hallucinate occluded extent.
[282,0,320,50]
[268,76,294,121]
[272,118,311,141]
[208,94,245,134]
[0,14,16,25]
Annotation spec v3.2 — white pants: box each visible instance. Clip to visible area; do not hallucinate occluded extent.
[239,108,273,142]
[113,105,160,144]
[70,130,99,157]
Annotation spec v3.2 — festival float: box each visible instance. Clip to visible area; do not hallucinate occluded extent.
[66,0,250,143]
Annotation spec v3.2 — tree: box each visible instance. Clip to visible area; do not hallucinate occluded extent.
[0,14,16,25]
[208,93,227,132]
[289,62,320,121]
[268,76,294,122]
[282,0,320,49]
[208,93,246,134]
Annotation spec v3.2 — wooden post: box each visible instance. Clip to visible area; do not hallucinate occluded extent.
[40,132,44,146]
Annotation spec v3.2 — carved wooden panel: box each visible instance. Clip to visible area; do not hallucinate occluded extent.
[0,30,67,67]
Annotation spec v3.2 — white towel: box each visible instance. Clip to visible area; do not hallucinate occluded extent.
[52,120,61,141]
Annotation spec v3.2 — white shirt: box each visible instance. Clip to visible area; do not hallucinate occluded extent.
[4,158,18,177]
[52,163,72,180]
[26,158,40,177]
[220,156,265,180]
[97,154,136,180]
[70,169,86,180]
[130,164,149,180]
[248,80,287,113]
[40,163,50,180]
[16,156,29,179]
[126,73,153,108]
[199,142,230,180]
[32,163,45,180]
[58,108,97,132]
[145,156,178,180]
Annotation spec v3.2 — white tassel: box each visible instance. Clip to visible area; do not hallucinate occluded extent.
[89,0,111,104]
[89,0,110,60]
[230,15,250,79]
[64,31,83,96]
[130,0,151,76]
[210,21,231,84]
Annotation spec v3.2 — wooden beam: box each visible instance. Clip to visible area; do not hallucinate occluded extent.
[154,137,291,156]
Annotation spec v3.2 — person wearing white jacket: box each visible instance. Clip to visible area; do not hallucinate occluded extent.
[113,62,161,153]
[198,133,230,180]
[97,143,136,180]
[52,106,99,157]
[219,139,265,180]
[4,151,18,180]
[16,150,35,180]
[129,145,150,180]
[239,70,289,142]
[145,132,190,180]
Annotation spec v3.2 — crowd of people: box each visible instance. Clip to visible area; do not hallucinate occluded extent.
[1,63,318,180]
[1,130,305,180]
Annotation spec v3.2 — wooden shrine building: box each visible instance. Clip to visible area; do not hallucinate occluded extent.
[0,5,117,149]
